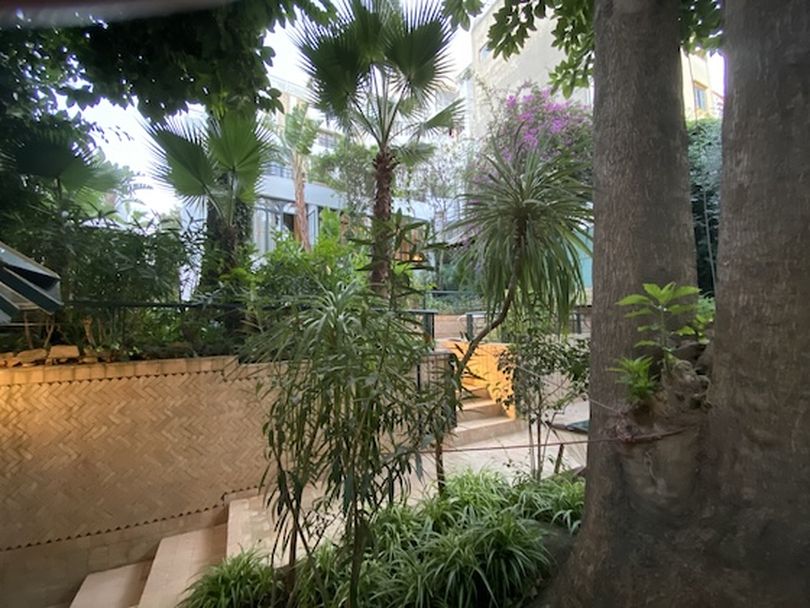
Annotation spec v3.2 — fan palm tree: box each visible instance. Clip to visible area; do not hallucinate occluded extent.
[147,112,275,290]
[2,131,123,300]
[454,135,593,373]
[272,103,320,250]
[297,0,460,292]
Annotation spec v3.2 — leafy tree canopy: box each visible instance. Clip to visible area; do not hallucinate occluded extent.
[482,0,722,96]
[0,0,332,124]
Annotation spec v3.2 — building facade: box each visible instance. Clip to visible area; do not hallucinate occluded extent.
[461,2,723,137]
[252,78,434,257]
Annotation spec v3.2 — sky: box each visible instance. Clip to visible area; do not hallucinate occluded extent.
[83,24,723,215]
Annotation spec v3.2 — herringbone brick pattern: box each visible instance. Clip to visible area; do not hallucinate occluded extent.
[0,357,274,550]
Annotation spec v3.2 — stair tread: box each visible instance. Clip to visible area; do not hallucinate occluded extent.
[456,416,517,430]
[138,524,227,608]
[70,561,151,608]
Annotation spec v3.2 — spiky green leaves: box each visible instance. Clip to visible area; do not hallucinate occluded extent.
[455,135,592,329]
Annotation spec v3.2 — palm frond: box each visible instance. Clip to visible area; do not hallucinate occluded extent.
[208,112,276,204]
[383,0,454,102]
[393,140,435,168]
[295,0,454,150]
[409,99,463,140]
[146,118,216,210]
[454,137,593,326]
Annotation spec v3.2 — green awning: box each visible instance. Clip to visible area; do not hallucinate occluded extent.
[0,241,62,324]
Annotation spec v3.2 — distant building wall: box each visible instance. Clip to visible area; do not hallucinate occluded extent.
[465,4,722,138]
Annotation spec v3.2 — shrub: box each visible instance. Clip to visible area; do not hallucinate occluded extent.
[188,471,585,608]
[179,550,285,608]
[510,473,587,534]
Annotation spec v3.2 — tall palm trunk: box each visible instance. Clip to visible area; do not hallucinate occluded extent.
[552,0,697,604]
[370,146,397,293]
[292,153,311,251]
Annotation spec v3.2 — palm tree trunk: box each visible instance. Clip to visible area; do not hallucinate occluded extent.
[293,154,311,251]
[370,147,397,293]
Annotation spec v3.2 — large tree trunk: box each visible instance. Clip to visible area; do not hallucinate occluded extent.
[701,0,810,603]
[293,154,311,251]
[370,147,397,293]
[551,0,698,604]
[552,1,810,605]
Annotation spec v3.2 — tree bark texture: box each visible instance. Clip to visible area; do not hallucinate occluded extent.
[553,0,699,604]
[293,154,311,251]
[370,147,396,292]
[701,0,810,603]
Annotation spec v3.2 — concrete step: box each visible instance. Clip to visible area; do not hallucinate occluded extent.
[138,524,227,608]
[70,561,151,608]
[462,385,491,400]
[456,397,504,423]
[448,416,527,446]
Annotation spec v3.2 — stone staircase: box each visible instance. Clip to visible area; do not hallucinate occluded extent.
[67,392,521,608]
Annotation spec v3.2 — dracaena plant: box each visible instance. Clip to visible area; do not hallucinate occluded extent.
[452,132,593,375]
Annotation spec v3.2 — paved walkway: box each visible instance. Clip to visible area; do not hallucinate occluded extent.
[228,400,591,559]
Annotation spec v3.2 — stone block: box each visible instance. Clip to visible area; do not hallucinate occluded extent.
[16,348,48,364]
[47,345,80,362]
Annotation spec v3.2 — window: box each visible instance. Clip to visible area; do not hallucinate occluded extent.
[694,84,708,111]
[317,131,338,150]
[268,162,293,178]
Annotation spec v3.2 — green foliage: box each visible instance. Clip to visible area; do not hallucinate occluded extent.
[486,0,722,97]
[613,283,714,406]
[688,118,722,294]
[509,472,586,533]
[278,103,321,158]
[254,278,452,605]
[498,325,589,477]
[147,111,275,290]
[293,470,579,607]
[500,329,589,420]
[297,0,457,141]
[610,356,658,406]
[4,0,332,121]
[185,472,584,607]
[179,550,284,608]
[617,282,702,362]
[250,211,364,304]
[310,137,377,218]
[455,134,592,330]
[298,0,460,284]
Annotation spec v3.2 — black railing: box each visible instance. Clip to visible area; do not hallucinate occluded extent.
[0,300,438,360]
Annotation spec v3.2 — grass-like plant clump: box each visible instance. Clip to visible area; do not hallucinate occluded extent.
[182,471,585,608]
[178,550,284,608]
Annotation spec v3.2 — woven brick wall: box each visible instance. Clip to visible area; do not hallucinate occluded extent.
[0,357,274,553]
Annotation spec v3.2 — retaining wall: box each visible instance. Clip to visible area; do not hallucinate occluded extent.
[0,356,273,607]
